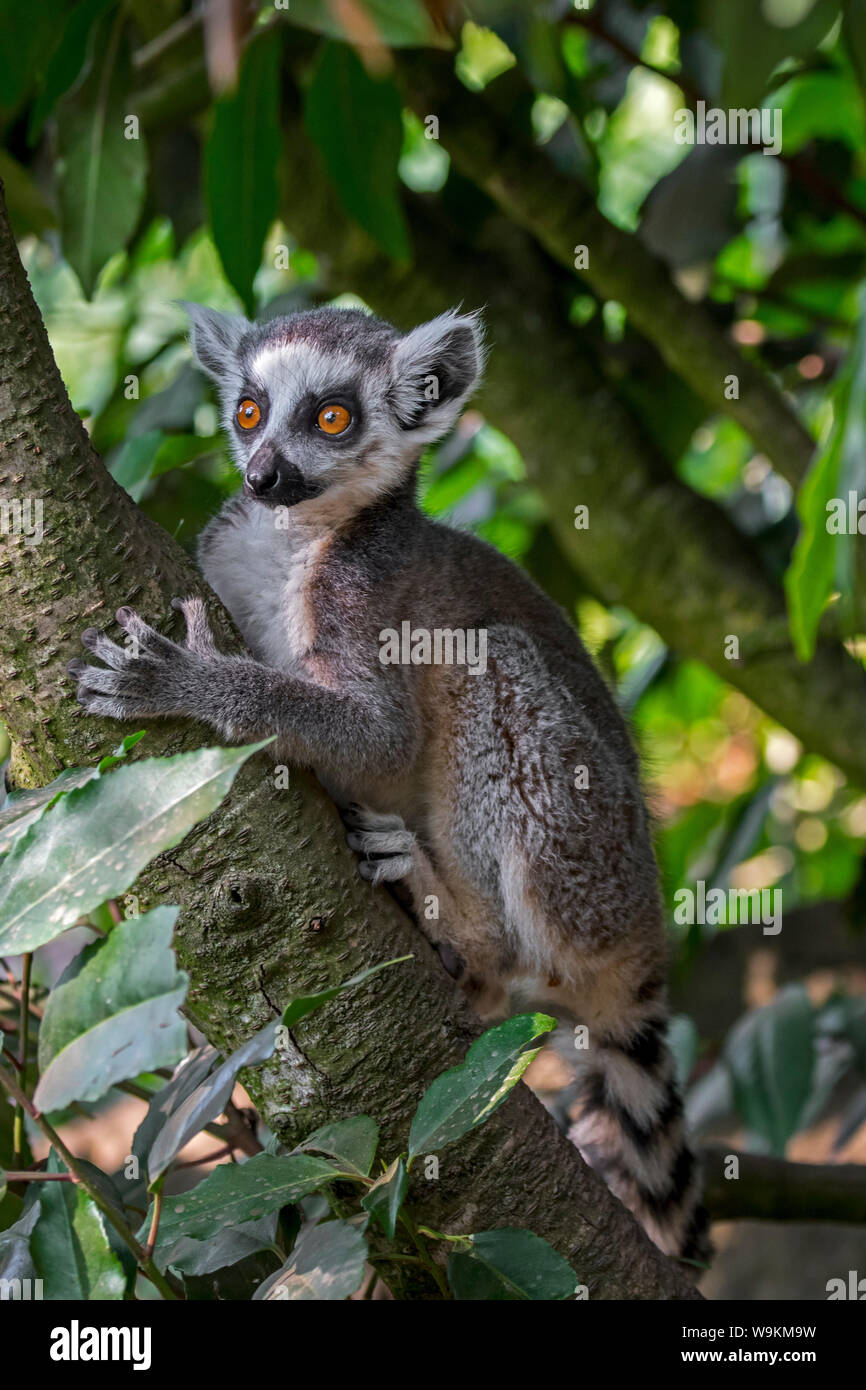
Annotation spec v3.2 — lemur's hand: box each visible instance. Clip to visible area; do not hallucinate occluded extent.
[68,598,220,722]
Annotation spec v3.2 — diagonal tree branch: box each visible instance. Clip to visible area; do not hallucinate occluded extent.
[702,1145,866,1224]
[394,52,817,491]
[0,182,701,1299]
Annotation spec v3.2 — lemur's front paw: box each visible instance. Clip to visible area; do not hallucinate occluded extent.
[342,804,416,885]
[68,599,215,722]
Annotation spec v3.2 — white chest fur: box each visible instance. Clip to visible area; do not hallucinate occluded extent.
[200,503,328,672]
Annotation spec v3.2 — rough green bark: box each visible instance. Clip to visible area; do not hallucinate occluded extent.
[274,100,866,786]
[0,186,701,1299]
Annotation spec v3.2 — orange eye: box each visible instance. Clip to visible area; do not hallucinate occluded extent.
[317,403,351,435]
[237,398,261,430]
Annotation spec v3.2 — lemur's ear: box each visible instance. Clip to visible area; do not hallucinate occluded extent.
[180,302,251,380]
[390,309,485,436]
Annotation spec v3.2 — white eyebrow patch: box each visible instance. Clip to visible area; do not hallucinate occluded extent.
[250,342,358,412]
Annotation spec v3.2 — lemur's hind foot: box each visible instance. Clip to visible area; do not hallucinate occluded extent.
[342,804,416,884]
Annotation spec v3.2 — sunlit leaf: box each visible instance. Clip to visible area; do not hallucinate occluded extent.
[408,1013,556,1158]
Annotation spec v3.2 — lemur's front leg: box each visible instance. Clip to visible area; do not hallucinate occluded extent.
[68,601,414,774]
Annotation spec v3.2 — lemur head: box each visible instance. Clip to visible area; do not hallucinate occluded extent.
[183,302,484,514]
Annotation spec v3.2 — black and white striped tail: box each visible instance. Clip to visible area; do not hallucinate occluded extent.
[567,1011,711,1264]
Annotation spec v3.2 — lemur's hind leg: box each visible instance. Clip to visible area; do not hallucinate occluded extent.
[342,805,510,1020]
[539,948,711,1264]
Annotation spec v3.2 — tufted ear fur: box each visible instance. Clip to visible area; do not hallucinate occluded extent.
[389,309,485,441]
[181,302,252,381]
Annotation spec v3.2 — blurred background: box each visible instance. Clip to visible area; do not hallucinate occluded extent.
[3,0,866,1298]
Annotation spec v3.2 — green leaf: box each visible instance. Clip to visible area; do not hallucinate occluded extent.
[109,430,165,502]
[34,907,187,1112]
[0,150,56,237]
[0,739,272,955]
[281,955,412,1030]
[0,734,144,854]
[706,0,841,107]
[447,1228,578,1301]
[159,1213,278,1277]
[304,42,410,261]
[30,1154,126,1300]
[0,1203,40,1288]
[0,768,94,855]
[253,1216,368,1300]
[147,1021,280,1184]
[723,985,816,1155]
[205,30,281,312]
[785,284,866,659]
[0,0,66,112]
[28,0,118,142]
[152,434,226,476]
[132,1044,220,1170]
[293,1115,379,1176]
[284,0,449,47]
[408,1013,556,1158]
[360,1155,408,1240]
[55,11,147,295]
[844,0,866,101]
[150,1154,347,1246]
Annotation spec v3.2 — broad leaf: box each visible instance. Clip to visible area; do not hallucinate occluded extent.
[0,768,93,855]
[281,955,411,1031]
[55,11,147,294]
[0,1204,40,1289]
[447,1228,578,1301]
[284,0,448,47]
[205,30,281,311]
[293,1115,379,1176]
[160,1213,278,1277]
[132,1044,219,1170]
[28,0,118,141]
[34,907,188,1112]
[304,42,410,261]
[360,1156,407,1240]
[150,1154,347,1246]
[724,985,815,1155]
[109,430,164,502]
[0,734,144,854]
[408,1013,556,1158]
[0,739,272,955]
[30,1154,125,1300]
[253,1217,367,1301]
[146,1022,281,1183]
[785,282,866,659]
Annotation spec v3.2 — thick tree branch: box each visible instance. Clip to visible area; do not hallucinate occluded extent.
[0,184,700,1298]
[702,1144,866,1224]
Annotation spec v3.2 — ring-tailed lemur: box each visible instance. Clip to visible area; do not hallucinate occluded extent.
[69,302,709,1263]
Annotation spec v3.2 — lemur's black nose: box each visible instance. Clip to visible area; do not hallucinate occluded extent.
[245,442,282,496]
[246,462,279,495]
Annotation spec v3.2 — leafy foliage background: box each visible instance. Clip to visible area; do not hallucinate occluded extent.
[2,0,866,1300]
